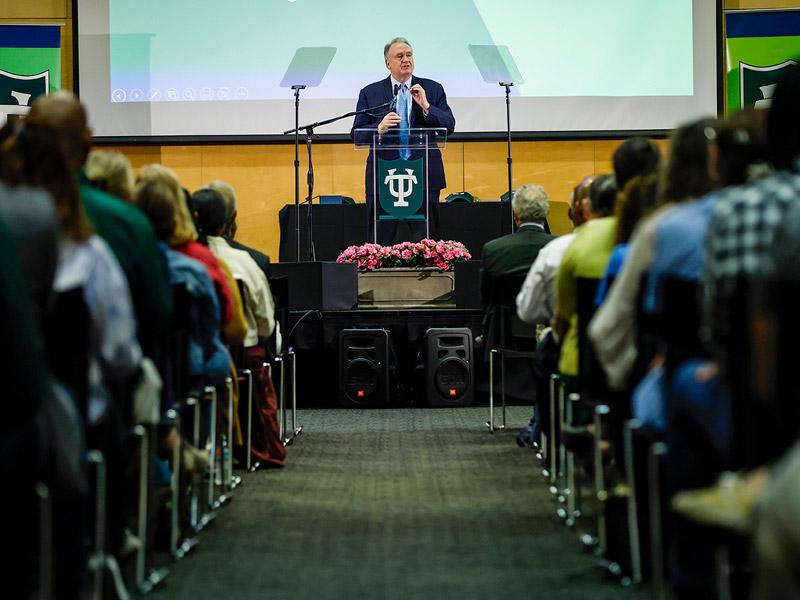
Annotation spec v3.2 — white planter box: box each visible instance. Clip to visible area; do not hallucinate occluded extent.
[357,268,455,308]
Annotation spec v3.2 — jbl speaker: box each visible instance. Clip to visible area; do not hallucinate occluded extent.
[424,328,474,407]
[338,329,391,407]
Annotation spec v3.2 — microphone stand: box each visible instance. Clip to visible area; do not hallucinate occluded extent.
[284,98,397,261]
[305,125,316,261]
[291,84,306,262]
[500,81,514,231]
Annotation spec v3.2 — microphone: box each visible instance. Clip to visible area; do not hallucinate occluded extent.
[390,84,400,112]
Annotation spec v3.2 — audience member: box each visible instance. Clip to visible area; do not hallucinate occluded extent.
[138,164,237,331]
[134,177,229,384]
[85,148,135,202]
[0,216,51,598]
[514,177,591,447]
[554,173,617,380]
[594,173,660,305]
[481,183,552,314]
[589,118,717,390]
[1,116,143,596]
[516,176,593,326]
[192,187,285,467]
[0,180,57,317]
[208,179,271,274]
[643,109,766,315]
[612,136,661,190]
[703,64,800,383]
[27,92,172,361]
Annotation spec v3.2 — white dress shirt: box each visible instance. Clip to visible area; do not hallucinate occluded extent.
[516,232,576,326]
[207,236,275,348]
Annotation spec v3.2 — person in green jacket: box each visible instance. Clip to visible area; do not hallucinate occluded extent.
[28,92,172,359]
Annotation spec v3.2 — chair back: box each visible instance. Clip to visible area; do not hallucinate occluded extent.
[659,276,707,377]
[741,277,800,468]
[485,272,536,354]
[164,282,192,406]
[44,287,90,421]
[576,277,607,399]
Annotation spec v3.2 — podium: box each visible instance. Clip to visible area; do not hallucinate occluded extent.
[354,127,448,244]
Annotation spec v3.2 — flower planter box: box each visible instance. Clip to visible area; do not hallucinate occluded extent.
[357,268,456,308]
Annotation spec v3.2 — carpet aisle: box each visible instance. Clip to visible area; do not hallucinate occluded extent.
[154,407,637,600]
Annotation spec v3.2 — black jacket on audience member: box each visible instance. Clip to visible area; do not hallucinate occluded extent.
[480,223,553,309]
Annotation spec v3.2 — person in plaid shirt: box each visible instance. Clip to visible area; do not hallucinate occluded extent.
[703,64,800,368]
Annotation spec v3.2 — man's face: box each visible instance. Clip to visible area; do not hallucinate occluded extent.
[385,42,414,82]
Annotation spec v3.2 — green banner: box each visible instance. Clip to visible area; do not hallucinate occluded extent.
[725,11,800,114]
[378,158,426,221]
[0,25,61,120]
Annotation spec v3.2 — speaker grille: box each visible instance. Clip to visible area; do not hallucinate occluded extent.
[344,357,380,400]
[434,357,470,401]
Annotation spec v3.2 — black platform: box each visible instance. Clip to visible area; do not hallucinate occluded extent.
[282,308,487,407]
[278,201,512,262]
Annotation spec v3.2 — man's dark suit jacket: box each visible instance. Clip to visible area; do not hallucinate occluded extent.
[480,223,554,310]
[351,75,455,193]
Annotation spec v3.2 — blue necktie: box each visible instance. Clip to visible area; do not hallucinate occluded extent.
[397,84,410,160]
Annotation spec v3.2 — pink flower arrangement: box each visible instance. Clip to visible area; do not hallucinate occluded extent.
[337,239,471,272]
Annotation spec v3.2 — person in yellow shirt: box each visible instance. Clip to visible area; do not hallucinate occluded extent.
[554,174,618,378]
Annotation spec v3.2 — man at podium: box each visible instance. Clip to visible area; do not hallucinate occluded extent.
[351,37,456,245]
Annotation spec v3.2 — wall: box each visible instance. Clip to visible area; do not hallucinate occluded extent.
[5,0,799,259]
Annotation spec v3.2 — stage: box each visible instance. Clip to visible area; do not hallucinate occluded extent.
[278,201,513,262]
[280,307,486,407]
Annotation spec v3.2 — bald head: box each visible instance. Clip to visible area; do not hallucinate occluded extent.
[27,91,92,170]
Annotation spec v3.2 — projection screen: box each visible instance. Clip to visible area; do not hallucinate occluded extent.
[76,0,719,140]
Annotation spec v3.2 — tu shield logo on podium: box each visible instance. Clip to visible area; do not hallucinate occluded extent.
[378,158,425,220]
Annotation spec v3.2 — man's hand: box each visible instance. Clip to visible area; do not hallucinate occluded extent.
[409,84,430,112]
[378,111,401,134]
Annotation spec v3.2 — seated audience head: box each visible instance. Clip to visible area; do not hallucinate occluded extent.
[709,108,768,188]
[192,187,228,238]
[511,183,549,227]
[137,164,198,246]
[615,174,659,244]
[85,149,134,201]
[765,61,800,171]
[588,174,617,218]
[133,178,177,243]
[568,175,594,228]
[0,118,90,242]
[207,179,237,237]
[659,117,717,203]
[26,91,92,172]
[612,136,661,190]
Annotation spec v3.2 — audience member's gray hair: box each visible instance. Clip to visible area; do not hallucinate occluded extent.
[512,184,549,222]
[384,37,412,59]
[207,180,237,224]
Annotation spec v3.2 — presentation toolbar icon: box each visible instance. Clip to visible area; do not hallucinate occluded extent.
[111,89,126,102]
[166,89,178,101]
[235,87,249,99]
[182,88,196,100]
[200,87,214,100]
[149,89,161,101]
[130,88,144,101]
[217,87,231,100]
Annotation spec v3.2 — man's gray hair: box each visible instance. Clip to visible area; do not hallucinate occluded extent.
[512,184,549,222]
[207,180,237,224]
[384,37,412,59]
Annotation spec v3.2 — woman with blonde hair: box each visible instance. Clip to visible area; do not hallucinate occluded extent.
[85,148,135,202]
[136,164,246,343]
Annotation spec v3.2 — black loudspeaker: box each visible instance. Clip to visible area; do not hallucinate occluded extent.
[424,328,474,407]
[267,262,357,310]
[338,329,391,407]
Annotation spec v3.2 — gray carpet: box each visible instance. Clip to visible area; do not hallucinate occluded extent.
[155,407,637,600]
